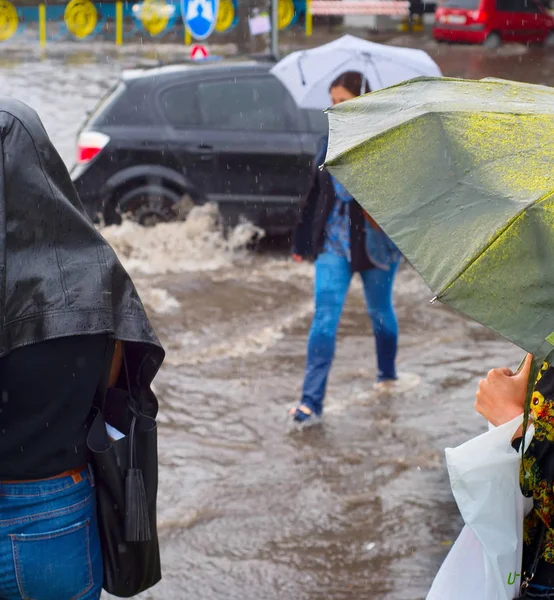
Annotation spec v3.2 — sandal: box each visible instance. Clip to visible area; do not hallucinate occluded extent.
[289,404,320,425]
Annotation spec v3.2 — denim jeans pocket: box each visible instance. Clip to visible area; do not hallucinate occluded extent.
[11,518,93,600]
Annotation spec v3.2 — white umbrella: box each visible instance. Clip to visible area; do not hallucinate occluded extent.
[271,34,442,110]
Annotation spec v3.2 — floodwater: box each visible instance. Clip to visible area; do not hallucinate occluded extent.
[0,36,548,599]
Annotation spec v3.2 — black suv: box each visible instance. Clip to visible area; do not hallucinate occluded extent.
[71,60,328,233]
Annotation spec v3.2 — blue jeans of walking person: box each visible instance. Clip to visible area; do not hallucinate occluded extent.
[0,466,103,600]
[300,252,400,416]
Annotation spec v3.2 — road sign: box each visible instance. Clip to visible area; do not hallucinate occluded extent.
[181,0,219,40]
[190,44,209,60]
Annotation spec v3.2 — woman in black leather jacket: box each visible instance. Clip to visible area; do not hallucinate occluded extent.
[0,99,164,599]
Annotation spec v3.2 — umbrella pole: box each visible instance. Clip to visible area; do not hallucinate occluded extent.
[270,0,280,59]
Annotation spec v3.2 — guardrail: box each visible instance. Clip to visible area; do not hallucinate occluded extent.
[304,0,410,34]
[310,1,410,16]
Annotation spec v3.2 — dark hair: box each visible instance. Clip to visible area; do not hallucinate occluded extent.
[329,71,371,97]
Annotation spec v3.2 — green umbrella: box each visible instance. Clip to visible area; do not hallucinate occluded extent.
[325,76,554,371]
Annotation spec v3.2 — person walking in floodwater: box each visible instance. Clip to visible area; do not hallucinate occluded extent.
[0,99,164,599]
[290,71,402,425]
[476,354,554,598]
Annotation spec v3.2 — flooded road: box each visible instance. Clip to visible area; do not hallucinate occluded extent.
[0,37,548,599]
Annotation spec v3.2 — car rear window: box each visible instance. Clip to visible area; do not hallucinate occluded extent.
[496,0,541,10]
[79,82,124,132]
[196,76,297,132]
[440,0,480,8]
[159,84,200,128]
[88,81,154,127]
[159,75,301,132]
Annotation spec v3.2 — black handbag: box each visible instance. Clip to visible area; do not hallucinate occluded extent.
[516,520,548,599]
[87,340,162,597]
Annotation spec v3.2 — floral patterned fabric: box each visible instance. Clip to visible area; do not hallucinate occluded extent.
[322,177,354,261]
[323,175,401,271]
[521,363,554,566]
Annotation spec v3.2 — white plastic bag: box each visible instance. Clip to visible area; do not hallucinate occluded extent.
[427,415,534,600]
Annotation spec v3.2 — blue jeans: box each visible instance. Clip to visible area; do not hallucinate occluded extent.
[301,252,399,415]
[0,466,103,600]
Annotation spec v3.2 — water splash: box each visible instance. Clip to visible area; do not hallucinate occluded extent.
[101,203,265,276]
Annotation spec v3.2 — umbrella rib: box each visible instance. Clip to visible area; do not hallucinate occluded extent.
[326,55,368,88]
[328,107,554,166]
[437,189,554,300]
[297,54,307,86]
[436,208,525,299]
[360,52,383,88]
[359,52,436,79]
[326,113,423,167]
[389,179,487,229]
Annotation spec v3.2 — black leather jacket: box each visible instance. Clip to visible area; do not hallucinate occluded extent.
[0,98,164,416]
[292,136,373,273]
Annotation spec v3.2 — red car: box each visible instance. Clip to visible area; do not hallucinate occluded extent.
[434,0,554,47]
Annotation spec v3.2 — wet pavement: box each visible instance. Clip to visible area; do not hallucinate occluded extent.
[0,34,549,599]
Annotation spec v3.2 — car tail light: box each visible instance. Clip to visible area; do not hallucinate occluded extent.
[77,131,110,164]
[469,9,487,22]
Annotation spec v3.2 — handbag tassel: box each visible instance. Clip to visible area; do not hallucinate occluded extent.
[125,466,152,542]
[124,413,152,542]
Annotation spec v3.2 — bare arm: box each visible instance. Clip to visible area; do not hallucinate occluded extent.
[475,353,533,439]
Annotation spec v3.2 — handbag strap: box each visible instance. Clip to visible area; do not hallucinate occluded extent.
[121,346,140,418]
[93,338,139,471]
[521,518,547,594]
[94,338,140,424]
[121,345,139,470]
[94,338,116,414]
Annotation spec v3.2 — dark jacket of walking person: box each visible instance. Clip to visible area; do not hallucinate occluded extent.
[290,72,401,424]
[0,99,164,599]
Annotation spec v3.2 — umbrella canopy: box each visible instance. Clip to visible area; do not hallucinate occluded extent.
[270,35,442,110]
[324,76,554,362]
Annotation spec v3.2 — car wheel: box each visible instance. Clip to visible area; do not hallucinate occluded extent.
[108,185,186,227]
[132,196,176,227]
[544,31,554,47]
[483,32,501,48]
